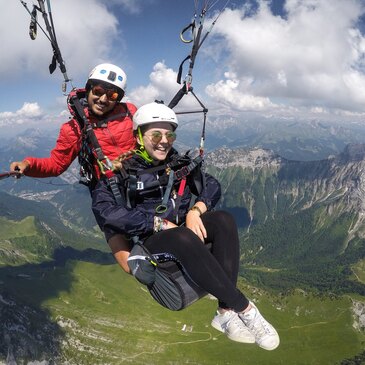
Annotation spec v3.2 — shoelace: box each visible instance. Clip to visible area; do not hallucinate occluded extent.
[226,314,249,331]
[244,311,273,337]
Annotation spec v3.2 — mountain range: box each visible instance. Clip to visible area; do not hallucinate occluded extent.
[0,127,365,364]
[177,115,365,160]
[206,144,365,295]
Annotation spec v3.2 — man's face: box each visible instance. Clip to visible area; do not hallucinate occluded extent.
[87,84,119,117]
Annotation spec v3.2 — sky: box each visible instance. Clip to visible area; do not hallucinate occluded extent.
[1,0,365,138]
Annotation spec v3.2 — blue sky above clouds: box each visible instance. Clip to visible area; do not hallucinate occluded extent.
[1,0,365,137]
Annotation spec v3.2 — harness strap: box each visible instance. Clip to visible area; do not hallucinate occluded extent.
[70,94,111,167]
[29,5,38,40]
[104,170,124,205]
[173,178,187,223]
[132,155,202,178]
[126,169,138,209]
[125,154,203,210]
[175,155,203,180]
[177,55,191,86]
[155,170,175,214]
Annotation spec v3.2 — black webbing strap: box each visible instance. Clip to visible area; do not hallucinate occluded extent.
[176,55,191,86]
[70,94,107,163]
[172,177,187,224]
[155,170,175,214]
[175,155,203,180]
[105,171,124,205]
[70,94,125,202]
[130,154,194,178]
[126,169,138,209]
[124,155,203,211]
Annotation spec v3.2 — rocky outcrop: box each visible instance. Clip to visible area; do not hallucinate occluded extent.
[352,300,365,332]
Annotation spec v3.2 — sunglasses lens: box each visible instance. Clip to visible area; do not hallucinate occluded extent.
[106,90,119,101]
[166,132,176,143]
[151,132,162,144]
[92,86,119,101]
[92,86,104,97]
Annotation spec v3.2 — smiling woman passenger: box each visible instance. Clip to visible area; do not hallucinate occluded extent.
[91,102,280,351]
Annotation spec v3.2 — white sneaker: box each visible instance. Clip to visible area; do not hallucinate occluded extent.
[239,302,280,351]
[211,310,255,343]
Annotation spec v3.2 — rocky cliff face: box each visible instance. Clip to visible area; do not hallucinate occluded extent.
[206,144,365,242]
[204,144,365,297]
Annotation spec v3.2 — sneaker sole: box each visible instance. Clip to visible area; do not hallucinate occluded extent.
[258,336,280,351]
[227,334,255,344]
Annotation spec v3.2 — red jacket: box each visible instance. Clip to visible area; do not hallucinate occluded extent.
[24,102,136,178]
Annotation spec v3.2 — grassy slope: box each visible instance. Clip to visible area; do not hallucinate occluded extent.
[352,259,365,284]
[0,212,109,269]
[1,260,364,365]
[0,216,49,265]
[0,216,37,239]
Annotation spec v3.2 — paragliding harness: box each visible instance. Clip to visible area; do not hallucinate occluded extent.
[117,152,208,311]
[127,241,207,311]
[121,152,204,215]
[126,1,229,311]
[67,88,131,195]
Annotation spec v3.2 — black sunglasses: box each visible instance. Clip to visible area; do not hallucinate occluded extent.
[91,85,120,101]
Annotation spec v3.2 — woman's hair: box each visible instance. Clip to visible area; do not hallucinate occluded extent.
[111,150,135,171]
[111,126,146,171]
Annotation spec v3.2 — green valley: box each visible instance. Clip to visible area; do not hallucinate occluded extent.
[1,145,365,364]
[1,259,364,365]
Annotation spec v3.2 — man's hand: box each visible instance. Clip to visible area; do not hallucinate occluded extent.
[9,160,30,174]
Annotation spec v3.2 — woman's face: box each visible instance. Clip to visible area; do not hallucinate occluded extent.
[139,122,176,163]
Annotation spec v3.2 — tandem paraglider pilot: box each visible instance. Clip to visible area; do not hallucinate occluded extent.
[91,102,280,351]
[9,63,136,191]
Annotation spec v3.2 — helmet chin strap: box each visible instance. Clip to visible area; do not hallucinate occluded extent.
[135,127,153,163]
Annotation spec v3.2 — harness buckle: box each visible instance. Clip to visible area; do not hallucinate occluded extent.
[176,166,190,180]
[136,181,144,190]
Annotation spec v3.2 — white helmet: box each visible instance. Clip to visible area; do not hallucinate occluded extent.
[133,102,178,130]
[86,63,127,96]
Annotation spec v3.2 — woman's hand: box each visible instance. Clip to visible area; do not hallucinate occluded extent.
[186,203,207,242]
[164,220,178,230]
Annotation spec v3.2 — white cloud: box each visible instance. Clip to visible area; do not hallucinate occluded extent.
[0,103,42,120]
[0,102,63,130]
[205,0,365,116]
[206,72,276,111]
[0,103,42,125]
[0,1,122,82]
[128,62,202,112]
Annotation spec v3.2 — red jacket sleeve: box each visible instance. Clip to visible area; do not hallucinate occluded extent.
[24,119,82,177]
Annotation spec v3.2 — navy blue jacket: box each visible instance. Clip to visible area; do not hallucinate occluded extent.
[92,150,221,241]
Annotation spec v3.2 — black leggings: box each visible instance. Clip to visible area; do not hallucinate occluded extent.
[144,210,249,312]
